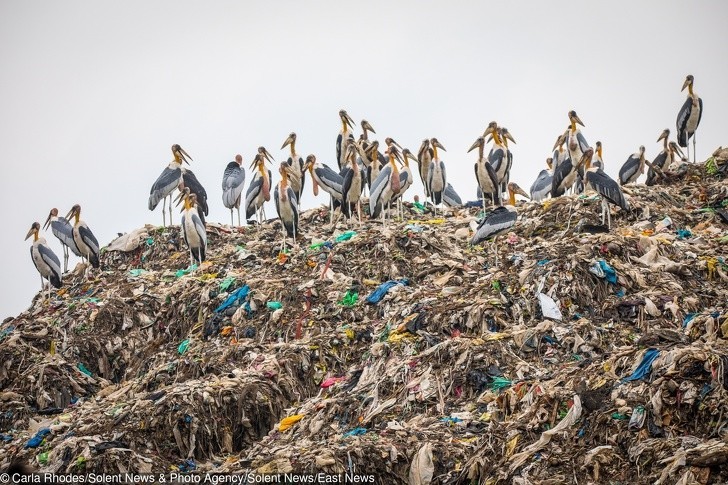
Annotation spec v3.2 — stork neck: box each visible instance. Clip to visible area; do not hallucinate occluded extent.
[390,157,399,174]
[570,120,576,132]
[74,212,80,224]
[663,138,668,150]
[341,119,347,133]
[433,146,438,160]
[688,85,694,96]
[281,170,288,188]
[290,141,296,157]
[258,163,266,178]
[508,190,515,206]
[494,132,502,145]
[478,145,484,160]
[34,231,39,242]
[597,147,602,159]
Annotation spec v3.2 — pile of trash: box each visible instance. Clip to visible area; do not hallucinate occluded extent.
[1,157,727,484]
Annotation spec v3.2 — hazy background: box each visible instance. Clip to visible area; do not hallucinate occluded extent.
[2,1,727,319]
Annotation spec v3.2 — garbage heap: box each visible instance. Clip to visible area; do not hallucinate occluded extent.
[1,156,727,484]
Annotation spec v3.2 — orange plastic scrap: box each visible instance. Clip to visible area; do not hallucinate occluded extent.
[278,414,304,432]
[220,326,234,336]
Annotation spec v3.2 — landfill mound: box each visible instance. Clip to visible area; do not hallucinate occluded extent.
[1,157,727,484]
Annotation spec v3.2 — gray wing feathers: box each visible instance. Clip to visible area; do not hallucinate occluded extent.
[38,244,62,279]
[619,156,640,184]
[676,98,691,146]
[317,164,344,196]
[576,132,590,153]
[149,166,181,210]
[222,165,246,208]
[443,183,462,207]
[78,225,99,254]
[587,169,629,210]
[191,213,207,247]
[530,169,553,201]
[245,175,263,218]
[51,219,82,256]
[472,207,516,244]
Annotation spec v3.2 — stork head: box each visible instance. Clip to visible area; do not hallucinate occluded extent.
[639,145,646,158]
[175,187,192,207]
[501,127,516,145]
[468,136,485,153]
[546,157,553,170]
[346,141,358,166]
[657,129,669,143]
[669,141,685,158]
[681,75,694,92]
[430,138,446,152]
[339,109,355,130]
[553,133,567,151]
[172,144,193,165]
[25,222,41,241]
[361,119,376,135]
[508,182,529,199]
[482,121,498,138]
[401,148,416,167]
[577,148,594,169]
[418,139,430,160]
[65,204,82,221]
[234,154,243,166]
[281,132,297,150]
[257,146,275,164]
[304,154,316,173]
[43,208,59,230]
[568,110,584,127]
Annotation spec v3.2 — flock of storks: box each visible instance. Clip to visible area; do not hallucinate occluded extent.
[25,75,703,298]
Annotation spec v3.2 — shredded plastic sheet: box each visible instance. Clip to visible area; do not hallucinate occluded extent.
[621,348,660,383]
[366,279,409,304]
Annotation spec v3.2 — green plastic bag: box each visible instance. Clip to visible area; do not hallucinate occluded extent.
[338,290,358,306]
[178,339,191,355]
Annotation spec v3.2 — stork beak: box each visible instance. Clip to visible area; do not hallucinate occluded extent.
[434,140,446,152]
[405,151,417,163]
[573,115,585,127]
[176,147,192,165]
[467,138,481,153]
[681,77,690,92]
[362,120,375,134]
[43,212,52,230]
[578,149,594,168]
[281,134,294,150]
[24,226,36,240]
[504,132,516,144]
[552,135,565,151]
[670,142,685,158]
[390,139,403,150]
[341,111,355,129]
[259,147,275,164]
[64,207,75,220]
[657,130,669,142]
[513,184,529,199]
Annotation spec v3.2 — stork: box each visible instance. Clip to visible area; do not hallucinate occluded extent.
[592,141,604,170]
[177,188,207,265]
[359,119,376,152]
[551,133,567,170]
[471,182,529,268]
[619,145,647,185]
[43,208,82,272]
[442,183,463,208]
[499,127,516,193]
[483,122,510,197]
[245,153,273,225]
[336,109,356,170]
[148,144,192,226]
[274,163,299,250]
[566,111,590,173]
[65,204,100,275]
[676,75,702,163]
[364,140,383,192]
[305,154,344,224]
[417,139,433,199]
[340,142,364,222]
[585,164,630,229]
[469,135,500,208]
[427,138,447,216]
[551,138,586,198]
[648,130,684,186]
[530,158,554,202]
[222,154,246,226]
[280,133,306,207]
[370,146,403,226]
[25,222,62,301]
[391,148,416,220]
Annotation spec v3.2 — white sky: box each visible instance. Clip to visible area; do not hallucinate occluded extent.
[1,1,727,319]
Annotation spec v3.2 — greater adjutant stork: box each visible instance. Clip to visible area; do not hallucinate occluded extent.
[340,142,364,222]
[25,222,62,300]
[619,145,647,185]
[427,138,447,215]
[280,132,306,207]
[177,188,207,265]
[530,158,554,202]
[471,182,529,268]
[245,153,273,224]
[370,145,403,225]
[222,154,246,226]
[336,109,356,171]
[647,130,684,186]
[305,154,344,223]
[43,208,82,272]
[391,148,416,219]
[566,111,590,172]
[552,138,586,198]
[592,141,604,170]
[676,75,702,163]
[469,135,500,208]
[585,162,630,229]
[417,139,433,199]
[65,204,100,273]
[274,163,299,250]
[148,144,191,226]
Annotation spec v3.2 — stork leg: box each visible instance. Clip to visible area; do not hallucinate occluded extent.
[161,197,167,227]
[237,207,241,227]
[230,209,234,227]
[357,201,362,225]
[693,133,697,163]
[63,246,69,273]
[565,199,575,231]
[493,237,499,269]
[168,195,173,226]
[329,197,334,224]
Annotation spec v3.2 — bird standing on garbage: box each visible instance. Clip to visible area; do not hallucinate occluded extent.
[65,204,100,273]
[148,144,191,226]
[676,75,702,163]
[471,182,529,268]
[177,188,207,264]
[566,111,590,173]
[619,145,647,185]
[552,133,569,170]
[305,154,344,223]
[274,163,299,250]
[427,138,447,215]
[552,136,585,198]
[499,127,515,194]
[585,156,630,229]
[469,135,500,208]
[222,154,246,226]
[592,141,604,170]
[359,119,376,152]
[245,153,273,224]
[336,109,356,171]
[370,145,403,225]
[647,130,683,186]
[340,142,364,222]
[43,208,82,273]
[530,158,554,202]
[25,222,62,300]
[442,183,463,208]
[280,133,306,207]
[417,139,433,199]
[391,148,416,219]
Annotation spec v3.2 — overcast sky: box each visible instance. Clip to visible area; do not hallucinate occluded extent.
[1,1,726,319]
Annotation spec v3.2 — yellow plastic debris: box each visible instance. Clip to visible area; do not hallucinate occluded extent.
[278,414,304,432]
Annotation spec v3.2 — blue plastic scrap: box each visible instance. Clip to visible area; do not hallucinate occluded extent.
[343,427,367,437]
[589,260,618,284]
[214,285,250,313]
[683,313,697,328]
[25,428,51,448]
[366,279,409,304]
[622,348,660,383]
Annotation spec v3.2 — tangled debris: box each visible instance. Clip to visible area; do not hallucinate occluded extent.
[1,159,727,484]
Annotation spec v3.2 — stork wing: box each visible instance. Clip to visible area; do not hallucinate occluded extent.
[530,169,553,201]
[149,166,181,210]
[222,163,246,208]
[587,169,629,210]
[697,97,703,131]
[180,213,189,246]
[51,219,82,256]
[341,167,353,206]
[676,98,691,147]
[618,155,640,185]
[182,169,209,215]
[38,244,62,279]
[336,134,343,169]
[78,225,99,255]
[191,212,207,247]
[488,148,505,173]
[245,173,263,219]
[551,159,573,197]
[576,131,590,153]
[443,183,462,207]
[369,165,392,216]
[472,206,516,244]
[316,163,344,198]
